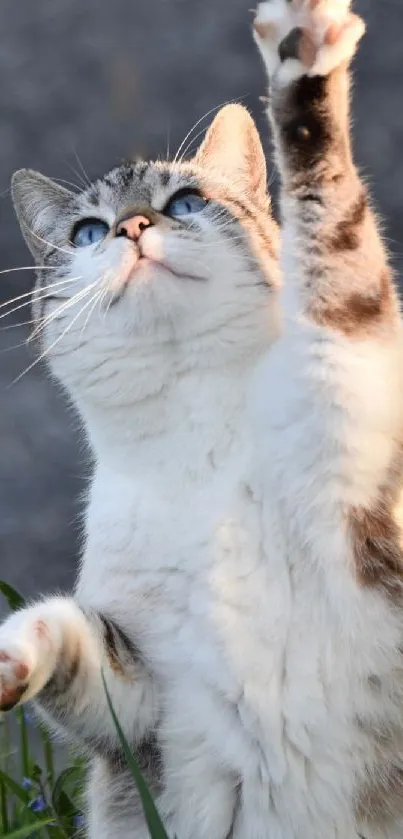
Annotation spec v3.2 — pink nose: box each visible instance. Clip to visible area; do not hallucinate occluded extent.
[117,214,152,242]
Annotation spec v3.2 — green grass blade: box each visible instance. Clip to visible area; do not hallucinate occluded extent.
[0,771,31,806]
[3,818,54,838]
[51,766,82,837]
[52,790,76,837]
[102,672,170,839]
[1,773,9,833]
[0,582,25,612]
[17,709,30,779]
[51,766,82,810]
[40,727,54,789]
[0,712,11,833]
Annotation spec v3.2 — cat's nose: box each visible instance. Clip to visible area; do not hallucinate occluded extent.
[116,214,152,242]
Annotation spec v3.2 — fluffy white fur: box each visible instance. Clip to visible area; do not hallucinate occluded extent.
[2,2,403,837]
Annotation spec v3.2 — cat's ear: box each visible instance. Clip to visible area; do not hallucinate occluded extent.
[11,169,75,262]
[195,104,269,211]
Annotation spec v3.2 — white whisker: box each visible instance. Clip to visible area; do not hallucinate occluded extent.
[0,265,62,276]
[0,283,81,324]
[104,288,115,318]
[79,288,105,338]
[0,338,34,355]
[31,281,99,341]
[12,291,103,386]
[66,162,88,191]
[0,276,82,313]
[71,148,92,187]
[98,286,109,320]
[22,223,74,257]
[0,318,37,331]
[173,102,234,165]
[52,176,82,193]
[178,124,215,164]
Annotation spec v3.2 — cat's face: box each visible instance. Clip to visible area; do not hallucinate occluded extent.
[12,106,280,412]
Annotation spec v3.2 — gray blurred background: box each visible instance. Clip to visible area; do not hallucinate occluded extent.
[0,0,402,614]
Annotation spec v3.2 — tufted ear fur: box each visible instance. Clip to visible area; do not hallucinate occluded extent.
[11,168,75,262]
[195,104,269,212]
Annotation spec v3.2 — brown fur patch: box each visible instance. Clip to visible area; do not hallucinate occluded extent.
[310,269,394,337]
[100,616,140,681]
[328,190,368,251]
[275,75,335,170]
[101,617,127,677]
[349,504,403,597]
[107,651,126,677]
[68,642,81,684]
[357,764,403,830]
[39,639,81,710]
[355,729,403,834]
[348,447,403,597]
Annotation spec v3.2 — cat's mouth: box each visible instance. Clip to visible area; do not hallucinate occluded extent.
[135,255,205,283]
[107,253,206,306]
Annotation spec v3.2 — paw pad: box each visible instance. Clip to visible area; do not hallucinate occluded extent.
[254,0,365,80]
[0,651,31,712]
[278,27,303,62]
[0,682,29,712]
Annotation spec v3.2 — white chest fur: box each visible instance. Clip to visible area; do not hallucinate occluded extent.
[76,355,403,839]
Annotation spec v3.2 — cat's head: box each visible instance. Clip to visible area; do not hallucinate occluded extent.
[12,105,280,415]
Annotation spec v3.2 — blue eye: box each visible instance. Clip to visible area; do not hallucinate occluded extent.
[71,218,110,247]
[164,189,207,219]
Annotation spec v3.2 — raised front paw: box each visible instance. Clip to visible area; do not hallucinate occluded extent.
[0,647,31,710]
[254,0,365,81]
[0,606,63,711]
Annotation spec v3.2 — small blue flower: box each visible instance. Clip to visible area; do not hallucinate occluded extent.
[22,706,35,725]
[29,795,46,813]
[22,777,32,790]
[74,813,85,829]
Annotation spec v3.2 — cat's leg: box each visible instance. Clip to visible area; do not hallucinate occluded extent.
[86,753,160,839]
[253,0,393,344]
[87,720,236,839]
[0,596,158,751]
[252,2,403,835]
[253,0,403,584]
[152,690,238,839]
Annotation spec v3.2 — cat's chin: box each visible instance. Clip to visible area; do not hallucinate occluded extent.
[113,255,205,300]
[103,255,157,305]
[103,256,204,312]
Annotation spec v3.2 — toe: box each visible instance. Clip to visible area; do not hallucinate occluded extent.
[278,27,317,66]
[0,671,29,711]
[254,20,277,40]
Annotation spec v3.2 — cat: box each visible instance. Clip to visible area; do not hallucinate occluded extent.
[2,0,403,837]
[2,103,281,839]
